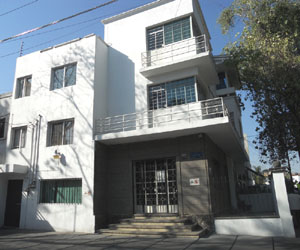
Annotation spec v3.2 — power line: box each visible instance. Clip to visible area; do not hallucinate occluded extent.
[0,0,39,18]
[3,15,110,44]
[0,0,117,43]
[0,22,100,58]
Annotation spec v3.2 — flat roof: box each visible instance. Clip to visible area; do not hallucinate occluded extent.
[102,0,175,24]
[0,92,12,99]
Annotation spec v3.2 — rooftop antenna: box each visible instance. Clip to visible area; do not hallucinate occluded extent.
[20,41,24,57]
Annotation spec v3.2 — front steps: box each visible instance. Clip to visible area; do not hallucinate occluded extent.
[97,214,208,238]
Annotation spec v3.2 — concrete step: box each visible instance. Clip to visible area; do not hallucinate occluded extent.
[98,228,207,238]
[109,224,193,231]
[120,218,187,224]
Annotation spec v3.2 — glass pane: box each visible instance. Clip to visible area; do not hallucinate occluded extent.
[52,68,64,90]
[63,120,74,145]
[51,123,63,146]
[149,84,166,110]
[20,127,26,148]
[173,22,182,42]
[164,17,191,45]
[25,77,31,97]
[147,26,163,50]
[0,119,5,138]
[16,79,24,98]
[164,24,173,45]
[65,64,76,87]
[13,129,20,148]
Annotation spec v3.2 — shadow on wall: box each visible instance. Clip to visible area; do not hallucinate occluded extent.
[107,47,135,116]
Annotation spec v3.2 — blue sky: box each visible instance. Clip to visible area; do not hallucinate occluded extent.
[0,0,298,172]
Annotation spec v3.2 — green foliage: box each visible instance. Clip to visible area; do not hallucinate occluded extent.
[218,0,300,164]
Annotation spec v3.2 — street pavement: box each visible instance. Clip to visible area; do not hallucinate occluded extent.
[0,229,300,250]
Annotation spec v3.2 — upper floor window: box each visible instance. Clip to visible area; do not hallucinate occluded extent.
[47,119,74,146]
[147,17,191,51]
[0,118,5,139]
[216,72,228,90]
[149,77,196,110]
[11,126,27,149]
[51,63,76,90]
[16,76,31,99]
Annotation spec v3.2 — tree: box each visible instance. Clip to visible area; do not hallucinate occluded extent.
[218,0,300,164]
[253,166,264,185]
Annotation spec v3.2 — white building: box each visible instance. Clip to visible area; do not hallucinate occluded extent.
[0,0,248,233]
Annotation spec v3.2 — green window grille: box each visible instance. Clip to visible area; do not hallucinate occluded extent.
[39,179,82,204]
[147,16,191,51]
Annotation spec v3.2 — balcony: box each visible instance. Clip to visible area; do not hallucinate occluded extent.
[94,98,248,162]
[96,98,226,135]
[140,35,218,84]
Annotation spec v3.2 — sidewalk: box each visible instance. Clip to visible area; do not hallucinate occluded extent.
[0,229,300,250]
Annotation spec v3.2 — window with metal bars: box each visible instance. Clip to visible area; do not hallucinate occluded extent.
[15,76,31,99]
[47,119,74,146]
[147,16,191,51]
[39,179,82,204]
[148,77,196,110]
[51,63,76,90]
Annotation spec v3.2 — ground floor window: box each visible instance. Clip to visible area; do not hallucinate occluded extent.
[148,77,197,110]
[39,179,82,204]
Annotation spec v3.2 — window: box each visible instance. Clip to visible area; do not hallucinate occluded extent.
[16,76,31,98]
[0,118,5,139]
[11,126,27,149]
[149,77,196,110]
[216,72,227,90]
[51,63,76,90]
[48,119,74,146]
[147,17,191,51]
[39,179,82,204]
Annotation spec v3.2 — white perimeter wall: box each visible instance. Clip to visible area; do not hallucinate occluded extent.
[2,35,107,233]
[215,172,296,238]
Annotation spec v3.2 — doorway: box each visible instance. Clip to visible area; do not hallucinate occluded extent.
[4,180,23,227]
[134,158,178,214]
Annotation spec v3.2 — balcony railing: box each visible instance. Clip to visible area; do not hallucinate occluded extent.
[141,35,208,68]
[95,98,228,135]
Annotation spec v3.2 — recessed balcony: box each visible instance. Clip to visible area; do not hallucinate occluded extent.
[140,35,218,83]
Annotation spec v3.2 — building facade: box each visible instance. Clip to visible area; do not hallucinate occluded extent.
[0,0,248,233]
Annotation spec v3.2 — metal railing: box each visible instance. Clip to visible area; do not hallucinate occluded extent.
[95,97,228,135]
[141,35,208,68]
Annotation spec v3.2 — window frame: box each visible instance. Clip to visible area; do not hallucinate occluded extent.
[11,126,27,149]
[50,63,77,91]
[0,117,6,140]
[148,77,198,110]
[47,119,74,147]
[146,16,192,51]
[39,178,82,204]
[15,75,32,99]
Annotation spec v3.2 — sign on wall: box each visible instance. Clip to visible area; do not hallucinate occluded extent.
[189,178,200,186]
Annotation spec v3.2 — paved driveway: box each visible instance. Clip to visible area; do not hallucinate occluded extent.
[0,229,300,250]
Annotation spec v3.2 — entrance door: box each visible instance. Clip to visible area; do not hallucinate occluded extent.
[4,180,23,227]
[134,158,178,214]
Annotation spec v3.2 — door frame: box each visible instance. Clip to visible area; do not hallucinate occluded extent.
[133,157,178,214]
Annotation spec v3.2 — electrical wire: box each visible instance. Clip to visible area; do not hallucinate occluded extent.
[0,0,117,43]
[0,21,100,58]
[0,0,39,18]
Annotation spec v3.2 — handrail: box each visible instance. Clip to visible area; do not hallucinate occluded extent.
[95,97,228,134]
[141,35,208,68]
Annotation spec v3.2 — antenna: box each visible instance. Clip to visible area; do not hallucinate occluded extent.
[20,41,24,56]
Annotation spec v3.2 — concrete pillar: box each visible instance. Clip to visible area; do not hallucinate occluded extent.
[273,172,296,238]
[226,157,237,209]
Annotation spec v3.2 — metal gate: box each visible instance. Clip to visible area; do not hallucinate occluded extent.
[134,158,178,214]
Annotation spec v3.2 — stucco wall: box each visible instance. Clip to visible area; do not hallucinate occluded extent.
[103,0,211,115]
[1,35,105,233]
[0,93,11,164]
